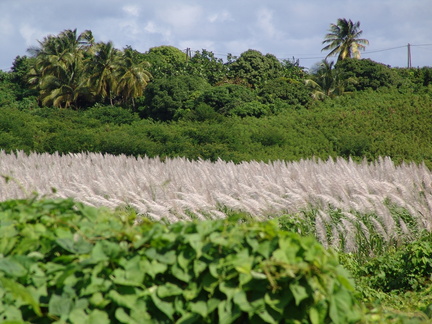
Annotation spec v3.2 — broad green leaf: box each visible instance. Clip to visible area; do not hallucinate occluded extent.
[202,272,218,294]
[0,258,27,277]
[48,294,73,317]
[55,264,81,287]
[207,297,220,313]
[111,268,144,287]
[290,283,309,306]
[182,282,199,300]
[90,240,122,263]
[309,306,320,324]
[87,309,110,324]
[176,312,201,324]
[156,250,176,265]
[190,300,208,317]
[257,308,278,324]
[219,281,237,300]
[144,259,167,279]
[256,240,274,259]
[108,289,138,309]
[0,277,42,316]
[185,233,204,258]
[171,263,191,282]
[115,307,137,324]
[69,308,88,324]
[0,304,24,323]
[217,299,241,324]
[233,290,253,312]
[177,248,195,271]
[157,282,183,298]
[124,256,146,284]
[89,292,110,308]
[56,237,93,254]
[150,293,174,320]
[193,259,207,277]
[0,237,17,256]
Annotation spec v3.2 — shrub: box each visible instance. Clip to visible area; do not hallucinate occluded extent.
[0,198,361,323]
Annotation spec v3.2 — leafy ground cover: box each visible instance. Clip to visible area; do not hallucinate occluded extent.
[0,197,363,323]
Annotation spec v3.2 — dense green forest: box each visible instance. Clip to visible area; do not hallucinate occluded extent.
[0,28,432,166]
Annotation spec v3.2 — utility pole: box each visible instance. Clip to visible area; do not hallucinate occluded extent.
[407,43,412,68]
[185,48,191,62]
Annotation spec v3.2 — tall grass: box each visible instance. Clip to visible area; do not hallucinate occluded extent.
[1,150,431,253]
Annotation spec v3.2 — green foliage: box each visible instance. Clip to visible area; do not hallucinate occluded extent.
[84,105,139,125]
[195,84,257,116]
[354,233,432,293]
[259,77,312,109]
[143,45,188,79]
[227,50,285,88]
[336,58,401,91]
[0,198,361,323]
[141,75,210,121]
[186,49,228,85]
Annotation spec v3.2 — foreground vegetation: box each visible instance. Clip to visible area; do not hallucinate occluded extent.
[0,198,361,323]
[0,197,431,323]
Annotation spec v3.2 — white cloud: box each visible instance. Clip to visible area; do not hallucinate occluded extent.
[19,24,47,47]
[122,5,140,17]
[256,8,283,39]
[207,10,232,23]
[157,4,203,31]
[144,21,172,41]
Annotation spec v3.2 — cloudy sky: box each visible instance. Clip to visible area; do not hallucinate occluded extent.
[1,0,431,72]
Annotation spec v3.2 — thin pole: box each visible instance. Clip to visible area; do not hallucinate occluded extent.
[408,43,412,68]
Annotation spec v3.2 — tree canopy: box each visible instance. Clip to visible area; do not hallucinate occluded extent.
[321,18,369,61]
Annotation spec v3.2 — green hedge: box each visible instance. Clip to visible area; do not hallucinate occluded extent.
[0,198,361,323]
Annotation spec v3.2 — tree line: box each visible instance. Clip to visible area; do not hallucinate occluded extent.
[1,18,432,123]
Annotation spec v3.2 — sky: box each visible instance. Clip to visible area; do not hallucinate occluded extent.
[1,0,432,72]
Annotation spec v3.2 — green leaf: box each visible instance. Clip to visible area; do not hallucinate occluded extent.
[0,258,27,277]
[177,248,195,271]
[190,300,208,317]
[309,306,320,324]
[69,308,88,324]
[193,259,208,277]
[48,294,73,317]
[233,290,253,312]
[157,282,183,298]
[56,237,93,254]
[115,307,137,324]
[90,240,123,263]
[108,289,138,309]
[144,259,167,279]
[290,282,308,306]
[150,293,174,320]
[171,262,192,282]
[0,277,42,317]
[257,308,278,324]
[176,312,201,324]
[156,250,176,264]
[87,309,110,324]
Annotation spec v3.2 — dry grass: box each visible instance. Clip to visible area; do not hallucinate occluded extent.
[1,150,431,251]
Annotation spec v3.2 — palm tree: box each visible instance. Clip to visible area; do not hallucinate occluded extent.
[88,41,120,105]
[321,18,369,61]
[306,59,357,99]
[115,48,152,108]
[27,29,94,108]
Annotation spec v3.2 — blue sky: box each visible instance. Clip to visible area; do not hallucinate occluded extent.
[1,0,431,71]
